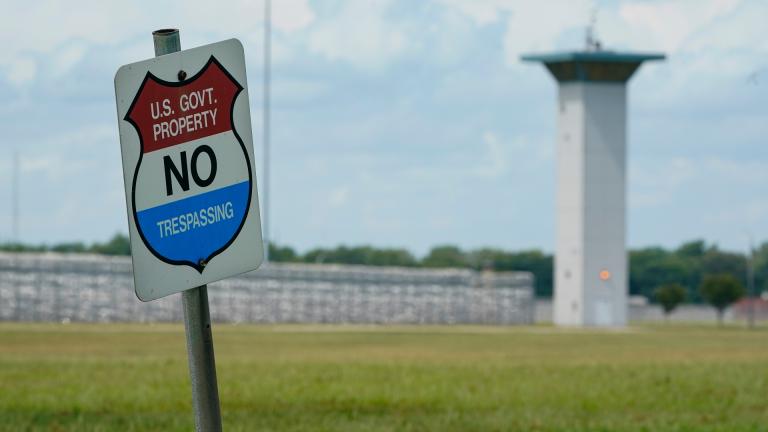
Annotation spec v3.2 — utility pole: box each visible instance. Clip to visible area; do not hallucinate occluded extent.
[747,238,756,329]
[12,151,19,243]
[263,0,272,262]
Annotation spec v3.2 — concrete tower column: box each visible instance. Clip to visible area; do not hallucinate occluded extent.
[521,51,664,327]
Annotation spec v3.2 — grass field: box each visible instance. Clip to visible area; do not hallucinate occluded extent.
[0,323,766,431]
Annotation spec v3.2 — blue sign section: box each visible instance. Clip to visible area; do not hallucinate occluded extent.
[136,181,250,264]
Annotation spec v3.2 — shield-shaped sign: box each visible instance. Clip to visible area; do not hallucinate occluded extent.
[115,39,263,301]
[126,57,251,272]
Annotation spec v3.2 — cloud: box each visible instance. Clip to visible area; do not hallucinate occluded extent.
[50,43,88,78]
[431,0,509,25]
[0,1,142,62]
[710,200,768,227]
[6,58,37,86]
[18,124,116,178]
[473,132,508,178]
[307,0,408,69]
[273,0,316,32]
[434,0,591,65]
[630,157,696,208]
[179,0,315,34]
[501,0,591,65]
[272,78,329,103]
[630,156,768,213]
[436,0,760,70]
[328,186,349,208]
[19,155,54,174]
[0,0,765,253]
[0,0,316,87]
[616,0,741,53]
[471,130,554,180]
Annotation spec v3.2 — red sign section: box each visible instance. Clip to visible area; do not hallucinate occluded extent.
[125,57,242,153]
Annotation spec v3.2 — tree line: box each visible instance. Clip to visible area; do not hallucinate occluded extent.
[2,236,764,303]
[273,240,764,307]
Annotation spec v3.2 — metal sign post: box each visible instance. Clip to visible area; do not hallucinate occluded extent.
[116,26,263,431]
[152,29,222,432]
[181,284,222,431]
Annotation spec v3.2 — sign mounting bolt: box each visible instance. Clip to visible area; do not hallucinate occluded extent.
[178,70,187,81]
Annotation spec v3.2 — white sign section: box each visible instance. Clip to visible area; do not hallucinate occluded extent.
[114,39,263,301]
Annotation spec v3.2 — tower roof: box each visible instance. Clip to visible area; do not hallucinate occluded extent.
[520,50,665,83]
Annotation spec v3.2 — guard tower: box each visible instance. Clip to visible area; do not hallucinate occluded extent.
[521,47,664,326]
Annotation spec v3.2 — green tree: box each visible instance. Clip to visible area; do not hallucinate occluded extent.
[90,233,131,256]
[675,240,707,259]
[468,248,553,297]
[702,248,746,280]
[302,245,417,267]
[50,242,87,253]
[672,240,706,301]
[628,241,748,304]
[653,283,687,321]
[0,242,47,253]
[421,245,467,268]
[629,247,690,299]
[700,273,745,326]
[268,243,298,262]
[365,248,417,267]
[750,241,768,294]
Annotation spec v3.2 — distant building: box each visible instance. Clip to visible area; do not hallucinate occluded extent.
[732,297,768,321]
[522,48,664,326]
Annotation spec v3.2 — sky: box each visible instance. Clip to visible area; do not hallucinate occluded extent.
[0,0,766,256]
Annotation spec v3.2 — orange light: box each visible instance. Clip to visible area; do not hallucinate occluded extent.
[599,270,611,281]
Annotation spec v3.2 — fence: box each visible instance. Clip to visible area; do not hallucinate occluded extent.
[0,252,535,325]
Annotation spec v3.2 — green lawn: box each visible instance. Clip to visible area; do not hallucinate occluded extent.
[0,322,766,431]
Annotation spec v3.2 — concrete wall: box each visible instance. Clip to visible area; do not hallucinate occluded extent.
[535,299,763,324]
[0,252,535,325]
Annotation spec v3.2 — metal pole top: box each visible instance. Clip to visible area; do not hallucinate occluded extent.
[153,29,181,56]
[152,28,179,36]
